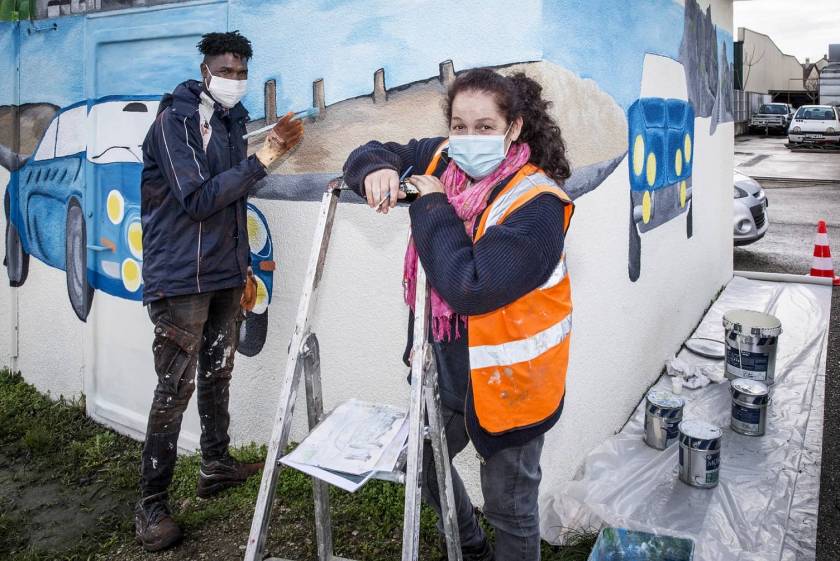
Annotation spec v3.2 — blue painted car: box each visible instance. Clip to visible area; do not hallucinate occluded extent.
[3,95,274,356]
[627,97,696,280]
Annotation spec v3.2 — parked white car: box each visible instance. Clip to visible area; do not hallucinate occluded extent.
[734,171,769,246]
[788,105,840,145]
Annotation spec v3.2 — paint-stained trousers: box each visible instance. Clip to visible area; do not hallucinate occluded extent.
[140,287,244,497]
[422,404,544,561]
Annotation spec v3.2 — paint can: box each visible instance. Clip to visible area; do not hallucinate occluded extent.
[730,378,770,436]
[643,389,684,450]
[678,420,722,489]
[722,310,782,384]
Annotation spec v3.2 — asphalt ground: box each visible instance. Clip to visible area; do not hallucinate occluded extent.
[732,134,839,561]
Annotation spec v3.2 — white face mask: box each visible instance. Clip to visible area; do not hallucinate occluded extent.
[448,124,512,179]
[203,64,248,109]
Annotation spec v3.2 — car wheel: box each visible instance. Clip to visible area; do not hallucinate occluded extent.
[4,190,29,287]
[628,194,641,282]
[686,199,693,238]
[65,198,94,321]
[238,309,268,357]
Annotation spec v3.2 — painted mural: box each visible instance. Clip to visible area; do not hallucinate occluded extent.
[1,94,276,355]
[1,0,734,350]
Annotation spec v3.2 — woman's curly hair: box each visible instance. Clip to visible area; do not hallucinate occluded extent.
[445,68,571,184]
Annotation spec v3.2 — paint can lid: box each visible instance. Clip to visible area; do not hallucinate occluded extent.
[646,389,685,410]
[679,420,722,443]
[722,309,783,337]
[730,378,770,404]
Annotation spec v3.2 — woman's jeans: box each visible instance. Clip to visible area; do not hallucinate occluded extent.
[422,404,545,561]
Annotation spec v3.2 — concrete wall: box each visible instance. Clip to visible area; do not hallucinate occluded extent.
[738,27,806,94]
[0,0,735,507]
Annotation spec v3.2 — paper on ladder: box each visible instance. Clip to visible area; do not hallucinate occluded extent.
[281,399,409,491]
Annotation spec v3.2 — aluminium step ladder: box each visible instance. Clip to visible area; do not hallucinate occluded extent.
[244,178,463,561]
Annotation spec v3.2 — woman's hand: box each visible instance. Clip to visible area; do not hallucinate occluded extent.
[406,175,445,197]
[364,168,406,214]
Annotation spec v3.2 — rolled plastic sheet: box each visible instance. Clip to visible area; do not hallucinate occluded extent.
[540,276,830,561]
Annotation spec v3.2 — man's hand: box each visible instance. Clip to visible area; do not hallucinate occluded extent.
[406,175,445,197]
[255,112,304,168]
[364,168,406,214]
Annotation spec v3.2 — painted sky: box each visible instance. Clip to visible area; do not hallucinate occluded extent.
[0,22,15,105]
[231,0,543,117]
[2,0,734,118]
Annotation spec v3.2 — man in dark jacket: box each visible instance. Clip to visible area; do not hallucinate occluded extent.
[134,31,303,552]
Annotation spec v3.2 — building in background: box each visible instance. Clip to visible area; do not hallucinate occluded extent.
[732,27,824,133]
[820,44,840,106]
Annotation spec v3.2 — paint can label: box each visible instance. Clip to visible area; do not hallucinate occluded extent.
[665,420,680,443]
[705,453,720,485]
[726,348,769,380]
[732,403,760,428]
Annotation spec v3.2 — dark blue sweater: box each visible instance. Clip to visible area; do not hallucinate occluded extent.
[343,137,568,459]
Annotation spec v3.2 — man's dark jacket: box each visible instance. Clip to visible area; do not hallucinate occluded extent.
[140,79,266,304]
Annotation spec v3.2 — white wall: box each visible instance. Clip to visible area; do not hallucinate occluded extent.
[1,0,735,507]
[739,27,806,93]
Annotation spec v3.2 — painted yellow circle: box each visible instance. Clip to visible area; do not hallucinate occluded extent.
[675,148,683,176]
[646,153,657,187]
[632,135,645,177]
[642,191,652,224]
[680,180,687,208]
[106,190,124,224]
[252,276,269,315]
[121,258,142,293]
[684,133,692,163]
[247,210,268,251]
[127,221,143,260]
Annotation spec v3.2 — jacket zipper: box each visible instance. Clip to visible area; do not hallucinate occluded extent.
[196,221,203,293]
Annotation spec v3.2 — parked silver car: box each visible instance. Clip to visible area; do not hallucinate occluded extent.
[749,103,794,134]
[734,171,769,245]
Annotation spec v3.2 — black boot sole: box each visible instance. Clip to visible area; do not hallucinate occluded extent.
[135,530,182,552]
[196,477,245,499]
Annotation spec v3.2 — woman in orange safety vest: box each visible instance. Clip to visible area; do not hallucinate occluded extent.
[343,67,573,561]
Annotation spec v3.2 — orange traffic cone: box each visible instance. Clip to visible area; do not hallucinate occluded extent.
[810,220,840,285]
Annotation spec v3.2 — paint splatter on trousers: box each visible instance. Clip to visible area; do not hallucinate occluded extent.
[140,287,245,497]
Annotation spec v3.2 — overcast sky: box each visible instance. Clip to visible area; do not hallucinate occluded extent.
[733,0,839,63]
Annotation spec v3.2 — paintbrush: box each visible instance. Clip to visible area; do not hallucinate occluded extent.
[242,107,319,140]
[375,166,415,210]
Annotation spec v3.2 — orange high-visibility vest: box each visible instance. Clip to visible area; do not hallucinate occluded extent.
[468,162,574,434]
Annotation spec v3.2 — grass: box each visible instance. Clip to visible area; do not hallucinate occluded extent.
[0,369,596,560]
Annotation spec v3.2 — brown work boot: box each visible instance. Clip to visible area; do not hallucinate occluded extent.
[196,454,264,498]
[134,492,182,552]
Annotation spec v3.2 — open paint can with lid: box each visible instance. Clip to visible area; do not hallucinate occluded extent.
[722,310,782,384]
[730,378,770,436]
[644,389,684,450]
[678,420,722,489]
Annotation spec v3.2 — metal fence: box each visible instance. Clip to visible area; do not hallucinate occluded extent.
[734,90,772,123]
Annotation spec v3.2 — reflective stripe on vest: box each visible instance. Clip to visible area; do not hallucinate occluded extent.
[468,164,574,434]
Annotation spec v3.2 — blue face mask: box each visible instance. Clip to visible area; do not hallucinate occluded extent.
[448,124,512,179]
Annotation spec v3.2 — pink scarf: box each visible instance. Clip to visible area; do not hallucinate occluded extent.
[403,142,532,341]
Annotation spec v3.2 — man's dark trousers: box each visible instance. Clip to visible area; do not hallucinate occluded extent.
[140,287,244,496]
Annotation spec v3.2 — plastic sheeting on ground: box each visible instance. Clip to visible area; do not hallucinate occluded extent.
[541,276,830,561]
